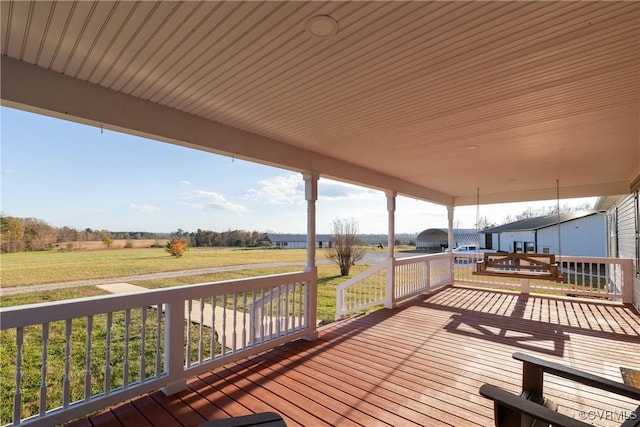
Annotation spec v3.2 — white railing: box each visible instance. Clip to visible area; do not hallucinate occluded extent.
[453,253,634,302]
[249,283,307,345]
[335,262,387,320]
[393,254,451,303]
[0,271,314,427]
[335,253,453,320]
[336,253,634,321]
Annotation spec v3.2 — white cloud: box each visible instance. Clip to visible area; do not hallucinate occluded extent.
[183,190,247,212]
[246,174,304,205]
[129,203,159,213]
[246,175,381,206]
[319,180,380,200]
[180,180,191,185]
[4,169,16,174]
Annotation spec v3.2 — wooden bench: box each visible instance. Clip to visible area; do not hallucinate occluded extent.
[200,412,287,427]
[474,253,562,282]
[479,352,640,427]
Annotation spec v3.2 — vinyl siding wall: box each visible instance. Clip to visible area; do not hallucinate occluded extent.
[537,214,607,257]
[607,191,640,311]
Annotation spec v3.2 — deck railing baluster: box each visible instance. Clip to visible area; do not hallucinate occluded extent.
[209,296,216,359]
[222,294,228,355]
[123,309,130,387]
[198,298,204,362]
[13,327,23,424]
[232,293,238,351]
[154,306,162,377]
[39,322,49,417]
[140,307,147,383]
[185,300,192,367]
[242,292,248,347]
[63,319,72,408]
[105,312,112,394]
[84,315,93,400]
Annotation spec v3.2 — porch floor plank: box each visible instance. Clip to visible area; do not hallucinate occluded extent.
[110,401,153,427]
[131,395,183,427]
[149,390,207,426]
[68,286,640,427]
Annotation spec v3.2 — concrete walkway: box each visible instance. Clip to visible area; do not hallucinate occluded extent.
[97,283,249,348]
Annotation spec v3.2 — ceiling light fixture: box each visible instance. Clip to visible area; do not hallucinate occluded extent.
[305,15,339,39]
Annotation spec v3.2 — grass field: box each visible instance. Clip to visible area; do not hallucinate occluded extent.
[0,246,310,287]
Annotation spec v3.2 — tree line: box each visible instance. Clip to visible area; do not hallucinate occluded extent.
[0,216,270,253]
[176,228,270,248]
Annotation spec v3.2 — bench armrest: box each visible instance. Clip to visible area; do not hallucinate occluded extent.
[480,384,592,427]
[513,352,640,400]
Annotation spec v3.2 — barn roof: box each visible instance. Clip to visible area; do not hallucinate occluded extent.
[481,209,602,233]
[417,228,479,238]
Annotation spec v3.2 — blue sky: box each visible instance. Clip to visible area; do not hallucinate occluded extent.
[1,107,594,235]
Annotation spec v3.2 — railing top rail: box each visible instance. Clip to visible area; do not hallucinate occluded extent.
[0,270,313,329]
[394,253,448,265]
[556,255,635,264]
[335,262,386,292]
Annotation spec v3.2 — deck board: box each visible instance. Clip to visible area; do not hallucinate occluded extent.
[149,391,207,426]
[68,286,640,427]
[131,395,183,427]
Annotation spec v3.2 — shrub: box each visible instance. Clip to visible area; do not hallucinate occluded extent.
[165,238,187,257]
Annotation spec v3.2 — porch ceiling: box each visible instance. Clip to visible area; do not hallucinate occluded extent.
[1,1,639,206]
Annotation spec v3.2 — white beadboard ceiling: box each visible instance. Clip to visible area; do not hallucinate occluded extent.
[1,1,638,206]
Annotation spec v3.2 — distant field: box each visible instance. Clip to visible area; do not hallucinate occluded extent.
[0,247,309,287]
[54,239,167,250]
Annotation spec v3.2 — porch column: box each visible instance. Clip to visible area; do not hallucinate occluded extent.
[447,206,455,278]
[303,172,318,341]
[385,191,396,309]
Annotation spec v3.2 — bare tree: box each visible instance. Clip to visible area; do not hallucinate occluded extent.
[327,217,364,276]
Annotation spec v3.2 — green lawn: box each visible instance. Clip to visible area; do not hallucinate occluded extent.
[0,247,309,287]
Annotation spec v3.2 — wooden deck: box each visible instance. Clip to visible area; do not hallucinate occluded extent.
[67,286,640,427]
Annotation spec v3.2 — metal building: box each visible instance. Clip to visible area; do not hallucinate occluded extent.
[480,210,606,256]
[416,229,481,252]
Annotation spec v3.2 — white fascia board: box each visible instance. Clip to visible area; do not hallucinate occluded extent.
[0,58,452,206]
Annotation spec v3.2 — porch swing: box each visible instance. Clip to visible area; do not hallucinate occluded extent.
[472,182,563,282]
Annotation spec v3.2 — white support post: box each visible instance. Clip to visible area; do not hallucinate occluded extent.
[621,259,633,304]
[162,300,186,395]
[385,191,396,309]
[303,172,318,341]
[447,206,455,279]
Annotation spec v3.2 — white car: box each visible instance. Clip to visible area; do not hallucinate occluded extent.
[446,245,493,263]
[444,245,481,253]
[453,245,479,253]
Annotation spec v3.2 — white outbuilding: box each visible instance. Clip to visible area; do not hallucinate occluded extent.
[480,210,606,256]
[266,234,333,249]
